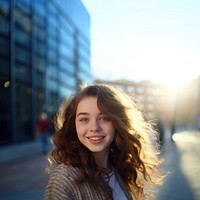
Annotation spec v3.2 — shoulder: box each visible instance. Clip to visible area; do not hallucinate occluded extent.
[50,163,78,183]
[44,164,79,199]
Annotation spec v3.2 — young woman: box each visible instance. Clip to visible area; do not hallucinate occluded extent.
[44,84,165,200]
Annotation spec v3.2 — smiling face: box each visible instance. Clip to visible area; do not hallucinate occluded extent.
[75,96,115,158]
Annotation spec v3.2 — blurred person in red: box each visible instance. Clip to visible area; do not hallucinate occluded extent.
[36,112,52,155]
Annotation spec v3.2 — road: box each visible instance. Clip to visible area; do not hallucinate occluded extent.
[0,130,200,200]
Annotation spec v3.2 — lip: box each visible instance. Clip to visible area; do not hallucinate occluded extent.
[87,136,105,144]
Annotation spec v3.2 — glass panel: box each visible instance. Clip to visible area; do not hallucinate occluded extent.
[60,71,76,88]
[48,2,57,16]
[34,15,45,28]
[15,63,31,83]
[36,72,45,88]
[35,1,46,19]
[0,16,10,35]
[47,79,58,92]
[36,88,45,114]
[60,16,74,36]
[15,82,32,141]
[0,0,10,17]
[36,40,46,56]
[60,42,74,60]
[47,48,57,63]
[35,56,45,72]
[60,28,75,49]
[15,0,31,14]
[79,47,90,62]
[47,36,57,50]
[59,56,75,74]
[77,71,89,82]
[0,75,12,144]
[0,56,10,76]
[15,9,31,32]
[48,14,58,30]
[0,35,10,56]
[79,59,90,74]
[15,27,31,47]
[78,34,90,52]
[60,86,73,99]
[48,91,59,113]
[35,25,46,42]
[15,45,31,65]
[47,65,58,80]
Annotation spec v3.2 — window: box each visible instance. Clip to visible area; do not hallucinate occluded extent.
[78,47,90,62]
[0,56,10,76]
[60,42,74,60]
[15,63,31,83]
[0,0,10,17]
[15,44,31,65]
[15,27,30,47]
[60,56,75,74]
[79,59,90,74]
[15,9,31,32]
[0,16,9,35]
[0,35,10,56]
[60,16,74,36]
[47,48,57,64]
[60,71,76,88]
[35,1,46,19]
[60,28,75,49]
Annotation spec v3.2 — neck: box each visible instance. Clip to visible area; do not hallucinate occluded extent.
[92,151,112,173]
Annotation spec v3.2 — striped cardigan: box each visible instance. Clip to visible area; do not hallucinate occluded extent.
[44,163,134,200]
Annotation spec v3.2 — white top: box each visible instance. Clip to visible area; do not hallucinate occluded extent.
[104,170,127,200]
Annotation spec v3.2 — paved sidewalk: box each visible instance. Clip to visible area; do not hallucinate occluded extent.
[0,154,49,200]
[0,140,42,164]
[156,130,200,200]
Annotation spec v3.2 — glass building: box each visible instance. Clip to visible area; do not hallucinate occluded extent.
[0,0,92,145]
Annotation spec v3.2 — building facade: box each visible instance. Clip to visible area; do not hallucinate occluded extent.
[95,79,175,125]
[0,0,92,145]
[174,76,200,130]
[96,78,200,132]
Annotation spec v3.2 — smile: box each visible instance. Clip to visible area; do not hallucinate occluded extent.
[87,136,105,143]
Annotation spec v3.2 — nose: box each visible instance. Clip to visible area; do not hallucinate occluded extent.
[90,119,101,132]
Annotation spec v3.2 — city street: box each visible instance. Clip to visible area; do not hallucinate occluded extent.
[157,130,200,200]
[0,130,200,200]
[0,154,49,200]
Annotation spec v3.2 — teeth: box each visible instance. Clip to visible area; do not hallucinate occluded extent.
[89,137,103,141]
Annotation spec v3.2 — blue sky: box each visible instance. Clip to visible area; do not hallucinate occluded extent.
[82,0,200,89]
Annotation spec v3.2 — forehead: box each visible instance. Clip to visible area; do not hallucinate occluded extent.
[76,96,98,111]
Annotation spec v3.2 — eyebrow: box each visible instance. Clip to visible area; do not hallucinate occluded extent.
[76,112,89,117]
[76,112,106,117]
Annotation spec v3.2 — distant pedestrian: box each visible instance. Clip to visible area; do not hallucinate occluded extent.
[156,118,165,147]
[45,84,165,200]
[36,112,51,155]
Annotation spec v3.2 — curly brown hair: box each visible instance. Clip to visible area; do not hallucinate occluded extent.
[49,84,165,199]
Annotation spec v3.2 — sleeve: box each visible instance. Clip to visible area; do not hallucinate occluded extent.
[44,165,76,200]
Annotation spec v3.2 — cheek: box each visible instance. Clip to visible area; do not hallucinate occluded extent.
[76,126,84,143]
[75,123,85,136]
[108,126,116,138]
[111,130,116,139]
